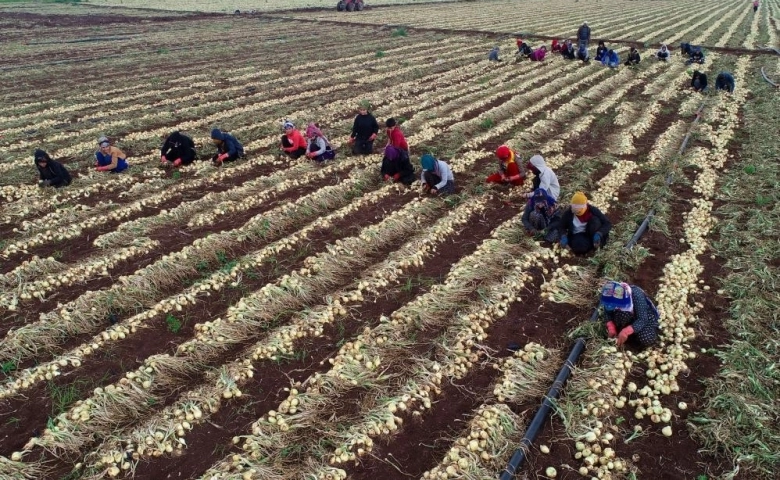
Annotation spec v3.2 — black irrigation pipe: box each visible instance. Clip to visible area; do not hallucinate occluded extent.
[499,337,587,480]
[624,101,707,248]
[761,67,779,87]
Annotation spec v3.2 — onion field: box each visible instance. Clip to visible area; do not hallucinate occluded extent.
[0,1,778,480]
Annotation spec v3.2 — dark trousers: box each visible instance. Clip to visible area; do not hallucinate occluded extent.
[352,139,374,155]
[282,136,306,159]
[570,232,608,254]
[423,171,455,195]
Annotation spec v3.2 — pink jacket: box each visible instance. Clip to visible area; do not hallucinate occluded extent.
[530,48,546,61]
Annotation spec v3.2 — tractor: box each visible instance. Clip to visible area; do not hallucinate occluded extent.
[337,0,364,11]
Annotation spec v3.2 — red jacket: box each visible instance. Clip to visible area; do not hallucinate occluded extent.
[387,127,408,151]
[283,129,307,152]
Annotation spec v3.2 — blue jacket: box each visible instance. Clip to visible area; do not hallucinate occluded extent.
[602,50,619,67]
[95,149,129,173]
[595,46,608,62]
[215,132,244,157]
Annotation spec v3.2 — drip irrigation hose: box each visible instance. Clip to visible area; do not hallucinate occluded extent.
[761,67,778,87]
[499,337,587,480]
[624,102,706,248]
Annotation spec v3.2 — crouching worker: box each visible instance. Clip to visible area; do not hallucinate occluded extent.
[381,145,415,186]
[489,46,502,62]
[280,121,307,159]
[34,149,71,188]
[715,71,735,93]
[529,46,547,61]
[624,47,641,66]
[525,154,560,201]
[420,153,455,196]
[558,191,612,254]
[691,70,708,92]
[656,44,671,61]
[160,131,196,168]
[210,128,244,166]
[522,188,561,243]
[600,281,660,347]
[487,145,524,187]
[305,123,336,162]
[95,136,129,173]
[602,49,619,68]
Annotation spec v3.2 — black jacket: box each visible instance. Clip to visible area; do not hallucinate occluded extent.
[692,73,708,90]
[380,150,415,185]
[351,113,379,142]
[161,131,196,163]
[35,150,71,186]
[558,205,612,238]
[577,25,591,41]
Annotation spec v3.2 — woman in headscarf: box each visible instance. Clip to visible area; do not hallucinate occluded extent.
[525,154,560,201]
[624,47,641,66]
[558,191,612,254]
[420,153,455,196]
[280,121,307,159]
[561,39,576,60]
[210,128,244,166]
[602,49,620,68]
[381,145,415,186]
[486,145,524,187]
[656,44,671,61]
[304,123,336,162]
[551,39,562,53]
[595,41,608,62]
[521,188,561,242]
[691,70,708,92]
[160,131,196,168]
[529,46,548,61]
[385,117,409,152]
[34,149,71,188]
[94,136,129,173]
[600,281,660,347]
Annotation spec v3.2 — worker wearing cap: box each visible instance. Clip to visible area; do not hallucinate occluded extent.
[486,145,524,186]
[558,191,612,254]
[280,121,307,159]
[600,280,660,347]
[94,136,129,173]
[210,128,244,166]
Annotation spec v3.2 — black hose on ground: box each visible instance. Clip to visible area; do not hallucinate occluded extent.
[499,337,587,480]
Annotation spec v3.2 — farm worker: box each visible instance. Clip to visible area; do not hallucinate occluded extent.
[529,46,547,61]
[420,153,455,196]
[577,43,590,62]
[280,121,307,159]
[561,40,576,60]
[525,154,560,200]
[715,72,735,93]
[577,21,591,51]
[602,49,620,68]
[558,191,612,254]
[34,149,71,188]
[600,281,660,347]
[551,39,562,52]
[385,118,409,152]
[349,103,379,155]
[656,44,671,61]
[381,145,415,186]
[517,42,533,59]
[521,188,561,242]
[210,128,244,166]
[486,145,524,187]
[160,131,196,168]
[753,0,758,13]
[488,46,502,62]
[594,41,608,62]
[687,48,705,65]
[304,123,336,162]
[624,47,641,66]
[94,136,129,173]
[691,70,708,92]
[681,42,705,64]
[516,37,524,53]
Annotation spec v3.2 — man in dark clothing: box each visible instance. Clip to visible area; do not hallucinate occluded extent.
[210,128,244,166]
[34,149,71,188]
[577,22,591,52]
[349,104,379,155]
[160,131,197,168]
[624,47,641,66]
[715,72,735,93]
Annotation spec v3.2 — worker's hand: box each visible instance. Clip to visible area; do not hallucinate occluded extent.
[160,155,167,162]
[421,183,430,193]
[383,174,391,181]
[218,153,229,162]
[616,326,634,346]
[430,188,438,195]
[605,321,618,338]
[593,232,602,248]
[527,228,537,236]
[95,166,110,172]
[368,133,377,141]
[348,137,355,144]
[500,173,508,183]
[393,173,401,181]
[559,235,569,250]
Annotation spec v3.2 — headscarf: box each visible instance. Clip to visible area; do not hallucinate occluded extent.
[282,121,295,130]
[98,136,110,148]
[659,44,668,53]
[305,123,324,138]
[600,281,633,312]
[384,145,401,162]
[570,191,591,220]
[420,153,437,172]
[34,149,50,164]
[210,128,224,141]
